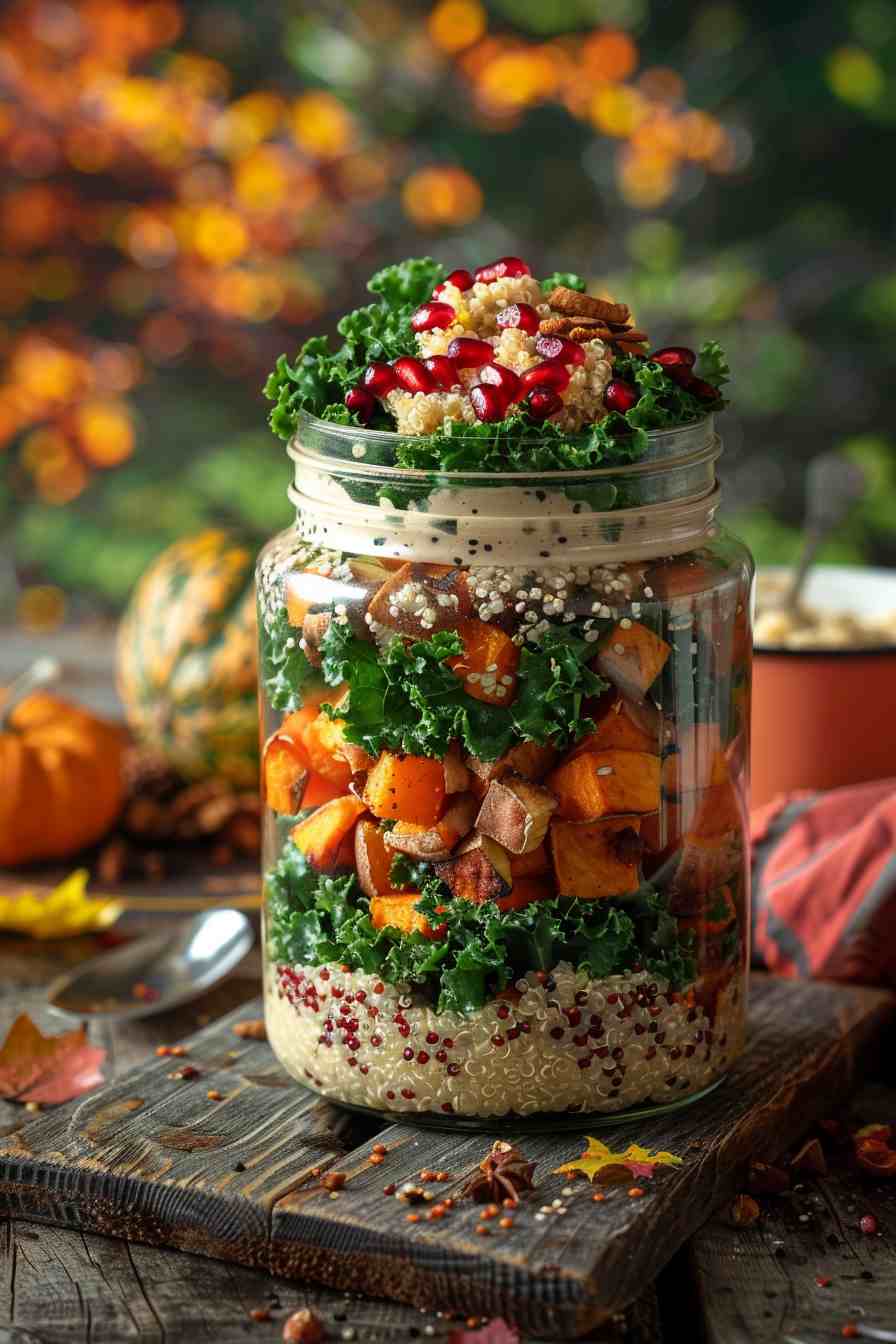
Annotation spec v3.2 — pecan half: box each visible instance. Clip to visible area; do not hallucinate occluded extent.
[546,286,631,326]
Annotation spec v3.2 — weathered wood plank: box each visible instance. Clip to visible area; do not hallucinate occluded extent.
[0,977,891,1339]
[689,1080,896,1344]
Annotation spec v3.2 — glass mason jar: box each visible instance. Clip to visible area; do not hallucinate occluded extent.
[257,409,753,1127]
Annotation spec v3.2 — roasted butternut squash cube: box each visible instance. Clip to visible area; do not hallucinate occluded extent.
[290,795,366,871]
[300,772,344,810]
[510,842,550,878]
[384,794,477,861]
[547,750,660,820]
[448,620,520,705]
[355,818,407,899]
[550,816,643,899]
[362,751,446,826]
[367,562,473,635]
[662,724,724,797]
[435,832,512,903]
[687,777,742,839]
[570,691,660,757]
[593,622,671,699]
[497,878,553,912]
[262,731,310,815]
[370,893,439,940]
[475,774,558,855]
[302,712,354,790]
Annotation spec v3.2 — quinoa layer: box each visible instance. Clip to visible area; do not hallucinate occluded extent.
[265,961,745,1119]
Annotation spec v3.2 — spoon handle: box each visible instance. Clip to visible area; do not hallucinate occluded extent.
[786,453,865,612]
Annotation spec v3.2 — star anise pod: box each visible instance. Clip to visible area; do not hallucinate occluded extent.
[464,1141,536,1204]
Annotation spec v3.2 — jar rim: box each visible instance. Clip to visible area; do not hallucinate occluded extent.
[289,407,716,483]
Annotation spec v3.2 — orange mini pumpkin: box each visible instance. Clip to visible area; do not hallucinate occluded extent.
[0,692,127,867]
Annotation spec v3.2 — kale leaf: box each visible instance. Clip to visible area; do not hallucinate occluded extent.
[318,620,605,762]
[541,271,587,294]
[259,604,318,711]
[264,258,444,438]
[266,844,697,1017]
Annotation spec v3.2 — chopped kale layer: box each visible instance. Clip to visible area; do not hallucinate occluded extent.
[266,842,697,1015]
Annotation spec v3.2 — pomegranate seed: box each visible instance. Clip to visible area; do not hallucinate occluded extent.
[496,302,540,335]
[363,361,398,396]
[535,334,586,366]
[423,355,459,390]
[474,256,531,283]
[479,362,521,400]
[527,389,562,420]
[860,1214,878,1235]
[687,377,720,403]
[344,387,376,424]
[392,357,435,393]
[470,384,508,422]
[446,336,494,369]
[519,361,571,394]
[604,379,639,413]
[650,346,696,368]
[411,301,456,333]
[433,268,473,297]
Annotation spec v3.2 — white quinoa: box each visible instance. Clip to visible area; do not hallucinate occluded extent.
[383,273,613,437]
[265,961,745,1119]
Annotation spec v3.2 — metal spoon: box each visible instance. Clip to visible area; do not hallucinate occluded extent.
[783,451,865,612]
[46,908,255,1022]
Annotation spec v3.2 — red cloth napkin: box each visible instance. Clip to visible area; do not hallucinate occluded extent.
[751,778,896,990]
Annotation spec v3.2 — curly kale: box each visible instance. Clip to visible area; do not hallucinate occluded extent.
[264,257,445,437]
[266,843,696,1016]
[259,604,318,711]
[318,620,606,762]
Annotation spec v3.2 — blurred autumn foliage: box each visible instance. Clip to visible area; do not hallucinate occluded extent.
[2,0,895,629]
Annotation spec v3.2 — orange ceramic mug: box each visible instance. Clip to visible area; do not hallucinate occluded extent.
[752,566,896,808]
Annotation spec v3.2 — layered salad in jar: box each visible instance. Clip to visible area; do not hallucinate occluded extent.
[258,255,750,1122]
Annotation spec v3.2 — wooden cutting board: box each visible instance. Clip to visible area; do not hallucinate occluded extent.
[0,975,892,1339]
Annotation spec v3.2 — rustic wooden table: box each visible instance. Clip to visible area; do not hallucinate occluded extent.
[1,925,894,1344]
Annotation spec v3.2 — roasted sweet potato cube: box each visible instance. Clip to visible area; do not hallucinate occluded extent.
[510,842,550,879]
[367,562,472,635]
[475,774,558,855]
[572,691,660,757]
[497,878,554,912]
[261,712,313,816]
[300,772,344,810]
[547,750,660,820]
[662,724,724,797]
[384,794,477,861]
[322,717,375,774]
[355,818,407,899]
[466,740,558,785]
[686,777,743,839]
[362,751,446,826]
[593,622,671,698]
[370,893,439,940]
[448,620,520,705]
[302,712,354,790]
[669,831,743,900]
[550,816,643,899]
[290,795,366,871]
[435,832,512,903]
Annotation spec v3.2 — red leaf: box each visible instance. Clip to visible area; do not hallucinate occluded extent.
[0,1014,106,1104]
[449,1321,520,1344]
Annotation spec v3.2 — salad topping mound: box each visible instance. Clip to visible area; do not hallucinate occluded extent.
[265,256,729,470]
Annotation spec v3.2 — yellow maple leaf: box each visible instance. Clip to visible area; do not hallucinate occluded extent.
[554,1136,682,1184]
[0,870,123,940]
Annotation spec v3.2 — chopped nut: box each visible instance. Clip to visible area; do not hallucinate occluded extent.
[282,1308,326,1343]
[790,1138,828,1176]
[728,1194,761,1227]
[233,1019,267,1041]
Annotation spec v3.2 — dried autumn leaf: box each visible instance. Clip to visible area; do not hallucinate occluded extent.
[554,1137,682,1184]
[449,1321,520,1344]
[0,869,122,940]
[0,1014,106,1104]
